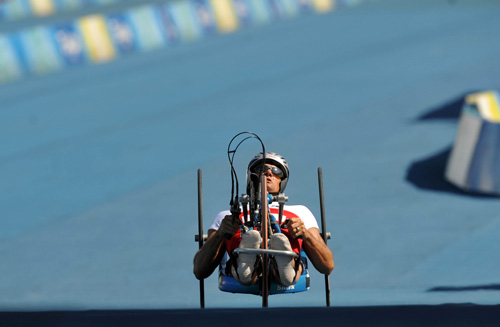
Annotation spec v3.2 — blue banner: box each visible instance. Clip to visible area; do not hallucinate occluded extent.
[155,3,181,45]
[93,0,119,5]
[78,0,95,8]
[0,0,31,21]
[168,0,202,42]
[247,0,273,25]
[275,0,301,18]
[51,23,87,66]
[18,26,62,74]
[52,0,83,11]
[106,13,138,54]
[190,0,217,36]
[0,34,23,83]
[7,33,28,74]
[297,0,313,12]
[127,6,166,51]
[231,0,254,26]
[267,0,283,18]
[0,0,120,21]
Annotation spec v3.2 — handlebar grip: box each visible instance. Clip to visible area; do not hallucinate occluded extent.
[225,206,241,240]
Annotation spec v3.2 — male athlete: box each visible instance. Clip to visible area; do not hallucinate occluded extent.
[193,152,333,287]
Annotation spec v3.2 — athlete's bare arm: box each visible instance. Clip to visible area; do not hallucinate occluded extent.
[193,215,240,280]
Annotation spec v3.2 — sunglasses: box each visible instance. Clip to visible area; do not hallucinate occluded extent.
[252,165,284,179]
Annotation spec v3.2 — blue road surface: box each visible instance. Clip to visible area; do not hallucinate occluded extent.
[1,0,500,311]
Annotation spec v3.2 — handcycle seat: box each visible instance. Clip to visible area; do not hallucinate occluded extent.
[218,249,310,295]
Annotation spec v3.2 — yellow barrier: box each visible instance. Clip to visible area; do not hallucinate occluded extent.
[209,0,239,34]
[465,91,500,123]
[312,0,335,13]
[28,0,56,17]
[78,14,116,63]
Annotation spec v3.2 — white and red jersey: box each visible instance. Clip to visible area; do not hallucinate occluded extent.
[208,202,319,232]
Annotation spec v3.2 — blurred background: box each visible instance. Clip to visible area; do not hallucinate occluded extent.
[1,0,500,311]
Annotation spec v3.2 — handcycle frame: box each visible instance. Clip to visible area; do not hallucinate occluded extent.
[196,167,331,308]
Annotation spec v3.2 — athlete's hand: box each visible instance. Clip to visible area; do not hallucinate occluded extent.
[287,217,306,239]
[217,215,241,238]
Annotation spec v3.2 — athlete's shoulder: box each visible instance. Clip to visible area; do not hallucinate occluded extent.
[209,209,231,231]
[283,204,313,215]
[216,209,231,217]
[283,204,318,229]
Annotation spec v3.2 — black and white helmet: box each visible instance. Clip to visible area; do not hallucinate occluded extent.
[247,151,290,194]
